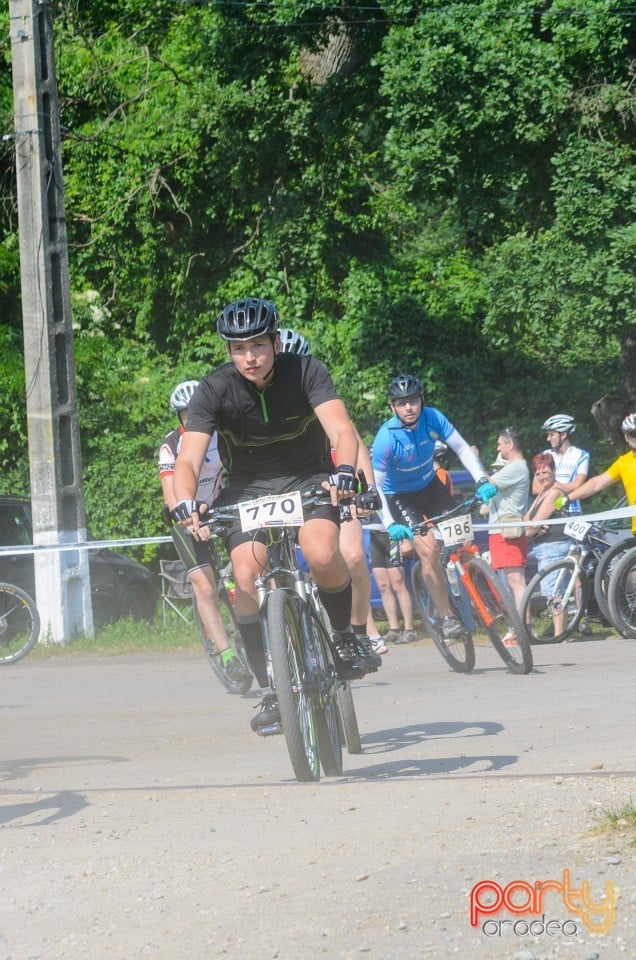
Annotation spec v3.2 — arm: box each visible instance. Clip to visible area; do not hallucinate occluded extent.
[524,489,560,537]
[172,431,213,533]
[445,429,487,483]
[352,424,376,488]
[557,471,589,496]
[314,398,359,474]
[558,471,615,502]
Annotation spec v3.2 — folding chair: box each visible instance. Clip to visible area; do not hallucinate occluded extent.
[159,559,194,626]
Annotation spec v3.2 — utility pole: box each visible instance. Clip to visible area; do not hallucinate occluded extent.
[9,0,93,642]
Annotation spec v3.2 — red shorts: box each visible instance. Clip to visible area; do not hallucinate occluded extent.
[489,533,528,569]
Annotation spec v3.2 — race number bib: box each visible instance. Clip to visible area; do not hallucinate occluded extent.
[238,491,304,532]
[563,518,590,542]
[438,514,473,547]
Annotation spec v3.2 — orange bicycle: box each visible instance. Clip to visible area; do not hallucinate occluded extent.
[410,499,533,675]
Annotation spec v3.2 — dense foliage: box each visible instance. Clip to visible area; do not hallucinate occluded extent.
[1,0,635,539]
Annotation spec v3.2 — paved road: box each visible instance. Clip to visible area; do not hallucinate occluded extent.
[1,635,634,960]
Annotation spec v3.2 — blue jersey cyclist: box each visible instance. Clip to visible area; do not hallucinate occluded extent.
[372,374,495,640]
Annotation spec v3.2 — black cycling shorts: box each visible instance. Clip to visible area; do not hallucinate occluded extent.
[368,529,391,568]
[214,472,340,553]
[387,474,455,530]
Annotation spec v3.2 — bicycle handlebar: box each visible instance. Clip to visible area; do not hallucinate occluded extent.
[411,497,478,536]
[198,486,370,532]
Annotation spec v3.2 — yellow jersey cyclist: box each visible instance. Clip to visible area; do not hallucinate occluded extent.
[555,413,636,533]
[172,298,378,734]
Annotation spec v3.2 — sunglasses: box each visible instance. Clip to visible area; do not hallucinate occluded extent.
[625,430,636,438]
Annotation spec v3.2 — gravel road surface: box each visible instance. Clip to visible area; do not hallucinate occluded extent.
[1,634,634,960]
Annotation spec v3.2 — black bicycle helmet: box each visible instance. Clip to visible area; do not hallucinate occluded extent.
[387,374,423,401]
[217,297,279,341]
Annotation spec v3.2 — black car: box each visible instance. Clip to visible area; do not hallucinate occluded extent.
[0,495,159,625]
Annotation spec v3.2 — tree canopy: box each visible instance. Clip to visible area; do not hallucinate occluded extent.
[1,0,635,539]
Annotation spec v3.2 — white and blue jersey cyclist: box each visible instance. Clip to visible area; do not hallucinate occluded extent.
[371,374,495,640]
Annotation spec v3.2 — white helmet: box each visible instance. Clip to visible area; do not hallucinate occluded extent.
[170,380,199,412]
[621,413,636,433]
[278,328,310,356]
[541,414,575,435]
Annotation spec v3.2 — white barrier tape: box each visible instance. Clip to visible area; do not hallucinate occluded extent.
[0,504,633,556]
[472,504,635,532]
[0,535,173,557]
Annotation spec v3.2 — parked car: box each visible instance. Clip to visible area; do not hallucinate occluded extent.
[0,495,159,625]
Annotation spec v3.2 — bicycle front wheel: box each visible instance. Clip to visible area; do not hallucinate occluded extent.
[521,558,588,644]
[607,546,636,639]
[267,589,321,782]
[0,583,40,665]
[593,537,636,627]
[194,592,253,696]
[410,562,475,673]
[336,682,362,754]
[301,603,343,777]
[466,558,532,674]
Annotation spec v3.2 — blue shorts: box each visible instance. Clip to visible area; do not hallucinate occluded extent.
[531,539,571,596]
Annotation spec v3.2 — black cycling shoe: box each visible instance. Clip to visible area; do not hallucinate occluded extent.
[224,655,251,685]
[250,693,282,735]
[353,633,382,673]
[331,629,367,681]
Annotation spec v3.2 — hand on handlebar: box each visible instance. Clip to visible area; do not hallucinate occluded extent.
[387,522,414,542]
[475,481,497,505]
[170,499,209,538]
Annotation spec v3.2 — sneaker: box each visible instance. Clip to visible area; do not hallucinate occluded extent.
[442,614,465,640]
[384,628,403,644]
[224,655,251,685]
[370,635,389,656]
[331,629,367,681]
[353,634,382,672]
[501,631,518,648]
[249,693,282,734]
[396,629,417,644]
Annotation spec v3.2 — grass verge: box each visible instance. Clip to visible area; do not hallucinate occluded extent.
[594,803,636,846]
[30,615,201,658]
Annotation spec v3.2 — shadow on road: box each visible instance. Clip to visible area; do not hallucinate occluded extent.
[0,789,89,827]
[0,754,129,783]
[361,720,504,754]
[341,752,518,780]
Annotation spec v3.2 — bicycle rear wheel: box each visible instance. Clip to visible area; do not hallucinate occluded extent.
[520,558,588,644]
[593,537,636,627]
[0,583,40,664]
[607,546,636,639]
[466,558,532,674]
[194,591,253,695]
[267,589,321,782]
[410,562,475,673]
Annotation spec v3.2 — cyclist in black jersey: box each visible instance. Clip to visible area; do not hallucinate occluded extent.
[172,297,378,733]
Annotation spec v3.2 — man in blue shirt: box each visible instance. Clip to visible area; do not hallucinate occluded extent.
[372,374,495,639]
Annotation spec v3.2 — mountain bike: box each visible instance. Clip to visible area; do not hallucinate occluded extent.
[593,535,636,627]
[0,582,40,665]
[410,499,532,675]
[520,517,611,644]
[201,487,363,782]
[191,540,254,696]
[607,544,636,639]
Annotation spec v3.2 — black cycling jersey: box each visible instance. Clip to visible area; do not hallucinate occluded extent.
[186,354,339,480]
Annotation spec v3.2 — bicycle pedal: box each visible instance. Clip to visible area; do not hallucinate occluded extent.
[257,722,283,737]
